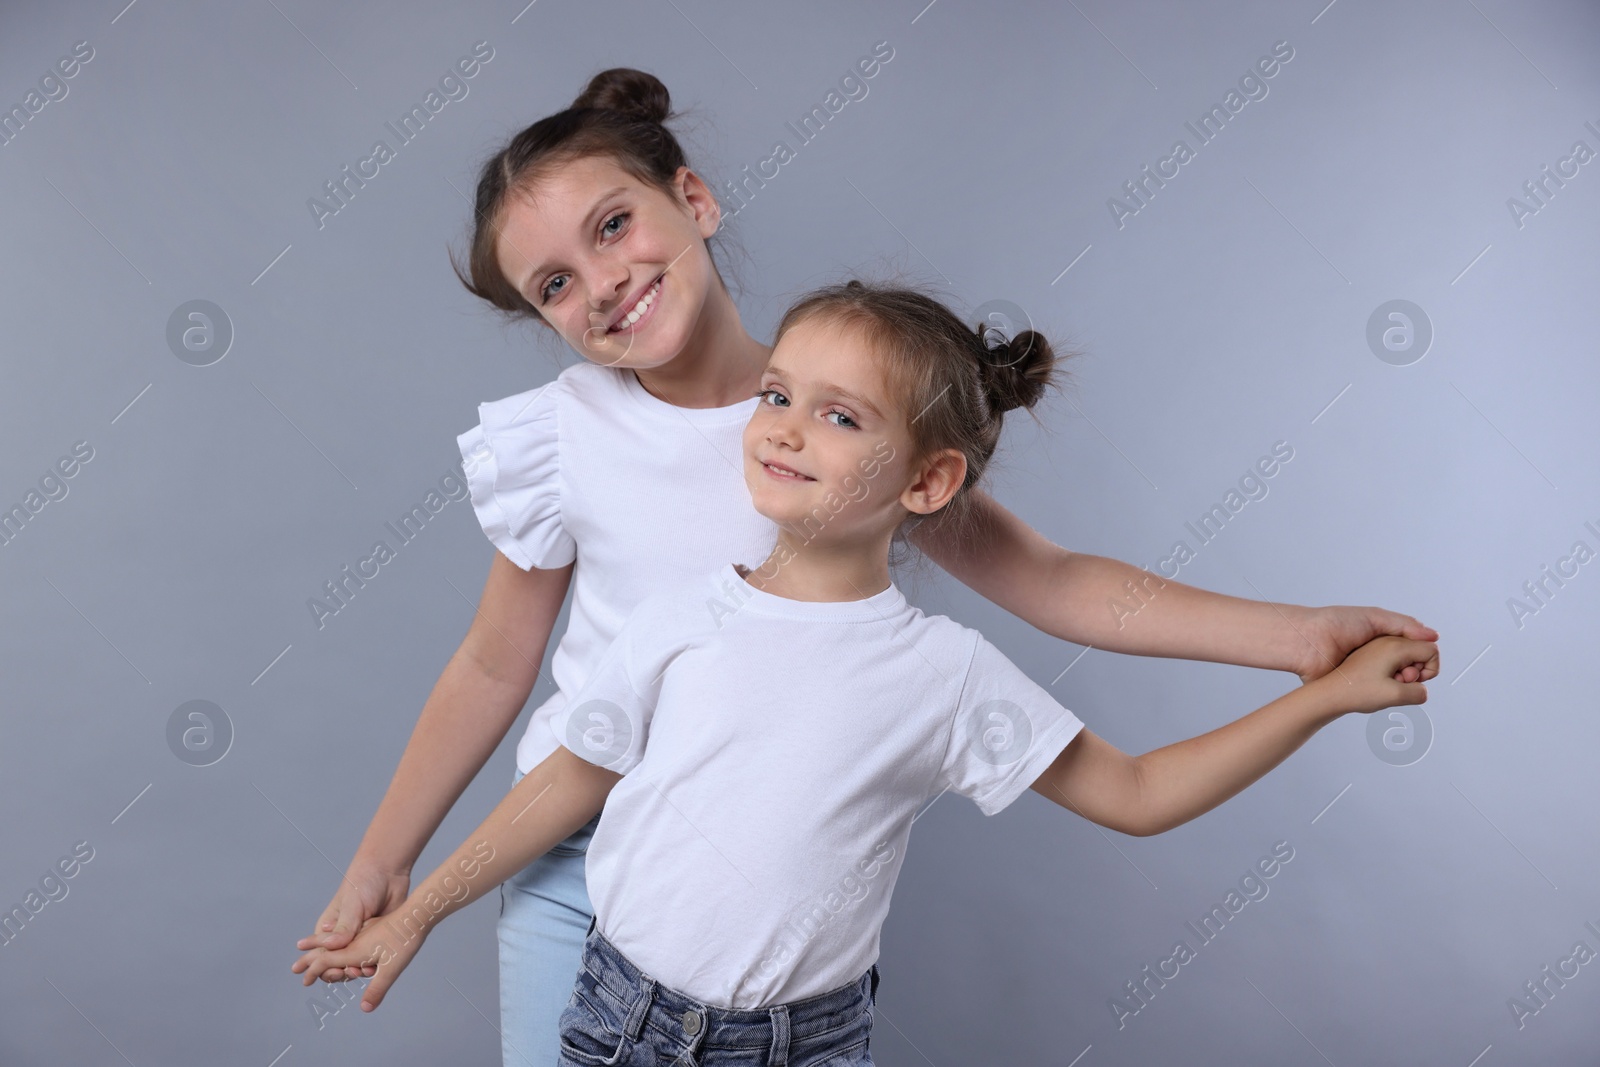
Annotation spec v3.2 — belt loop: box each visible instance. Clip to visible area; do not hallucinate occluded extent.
[766,1003,791,1066]
[587,914,597,936]
[624,976,656,1042]
[869,965,879,1005]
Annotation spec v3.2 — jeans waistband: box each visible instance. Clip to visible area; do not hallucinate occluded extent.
[577,918,877,1062]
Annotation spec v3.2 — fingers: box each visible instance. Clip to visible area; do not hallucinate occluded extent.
[361,964,396,1011]
[1383,640,1433,707]
[1377,637,1438,673]
[297,896,386,953]
[1376,610,1440,682]
[293,943,373,986]
[1403,617,1439,641]
[294,960,370,984]
[319,903,361,949]
[301,900,345,951]
[1394,679,1429,706]
[297,912,355,952]
[1378,608,1438,642]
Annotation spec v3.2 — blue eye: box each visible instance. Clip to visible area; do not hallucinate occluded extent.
[540,275,568,302]
[602,212,628,237]
[826,411,857,429]
[757,388,789,407]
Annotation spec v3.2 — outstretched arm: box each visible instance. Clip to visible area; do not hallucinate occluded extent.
[1028,636,1436,836]
[292,745,620,1010]
[299,551,573,981]
[913,488,1438,684]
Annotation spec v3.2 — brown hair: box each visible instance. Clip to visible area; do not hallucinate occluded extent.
[774,279,1079,545]
[450,68,726,325]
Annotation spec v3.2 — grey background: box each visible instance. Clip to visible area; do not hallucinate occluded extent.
[2,0,1597,1064]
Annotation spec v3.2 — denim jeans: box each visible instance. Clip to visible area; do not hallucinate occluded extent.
[558,919,879,1066]
[498,766,603,1067]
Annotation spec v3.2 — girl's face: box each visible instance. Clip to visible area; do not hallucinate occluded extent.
[743,316,964,545]
[493,155,721,370]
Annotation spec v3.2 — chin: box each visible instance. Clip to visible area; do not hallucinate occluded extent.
[745,488,801,527]
[624,321,691,371]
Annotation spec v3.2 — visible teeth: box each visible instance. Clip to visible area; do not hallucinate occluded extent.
[620,280,660,326]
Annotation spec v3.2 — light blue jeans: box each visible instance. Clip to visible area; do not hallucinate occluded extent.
[498,766,603,1067]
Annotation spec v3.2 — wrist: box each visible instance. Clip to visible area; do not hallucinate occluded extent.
[350,846,412,881]
[1281,603,1325,677]
[385,888,448,941]
[1296,674,1346,726]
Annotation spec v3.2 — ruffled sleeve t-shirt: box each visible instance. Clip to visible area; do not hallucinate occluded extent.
[456,362,779,775]
[556,564,1087,1009]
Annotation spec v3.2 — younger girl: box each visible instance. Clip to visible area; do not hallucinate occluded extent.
[292,281,1436,1064]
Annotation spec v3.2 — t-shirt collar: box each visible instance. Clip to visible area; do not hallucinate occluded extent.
[713,561,908,621]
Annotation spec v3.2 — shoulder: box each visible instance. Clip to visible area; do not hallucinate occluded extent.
[903,607,985,668]
[459,362,626,474]
[460,375,562,463]
[902,611,1037,702]
[628,568,731,637]
[466,361,626,430]
[473,360,599,424]
[606,568,729,669]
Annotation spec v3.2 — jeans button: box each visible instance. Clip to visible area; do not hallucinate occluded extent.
[681,1008,702,1036]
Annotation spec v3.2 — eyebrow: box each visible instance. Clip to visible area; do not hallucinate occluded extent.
[764,365,886,420]
[517,186,630,298]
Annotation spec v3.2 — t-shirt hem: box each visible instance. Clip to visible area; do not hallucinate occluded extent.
[971,716,1086,817]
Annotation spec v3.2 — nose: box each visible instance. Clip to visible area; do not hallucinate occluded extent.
[586,255,629,314]
[764,402,804,451]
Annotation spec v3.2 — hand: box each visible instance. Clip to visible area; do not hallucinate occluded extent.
[1312,635,1437,717]
[296,863,411,983]
[291,910,429,1012]
[1294,606,1439,686]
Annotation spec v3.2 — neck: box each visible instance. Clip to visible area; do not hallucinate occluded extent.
[741,528,896,603]
[632,277,770,408]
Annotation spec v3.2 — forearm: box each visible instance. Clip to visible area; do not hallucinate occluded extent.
[1131,681,1341,836]
[1045,552,1316,672]
[914,491,1316,672]
[390,747,617,935]
[350,652,537,875]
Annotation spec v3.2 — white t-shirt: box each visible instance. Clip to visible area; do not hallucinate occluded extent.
[456,362,779,774]
[557,563,1086,1009]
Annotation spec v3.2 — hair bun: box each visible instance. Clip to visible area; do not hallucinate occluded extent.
[975,326,1057,413]
[572,68,672,124]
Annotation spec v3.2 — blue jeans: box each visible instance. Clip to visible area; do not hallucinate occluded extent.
[498,766,603,1067]
[558,919,879,1066]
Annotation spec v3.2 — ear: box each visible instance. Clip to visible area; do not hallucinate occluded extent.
[674,166,723,239]
[900,449,966,516]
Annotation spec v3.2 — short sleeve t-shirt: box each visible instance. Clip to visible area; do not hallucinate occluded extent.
[456,362,779,775]
[557,563,1086,1010]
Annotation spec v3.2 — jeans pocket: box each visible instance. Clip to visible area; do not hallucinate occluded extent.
[556,974,629,1065]
[796,1036,872,1067]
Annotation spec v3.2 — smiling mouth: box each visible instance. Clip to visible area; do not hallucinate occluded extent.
[760,461,814,481]
[608,275,663,334]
